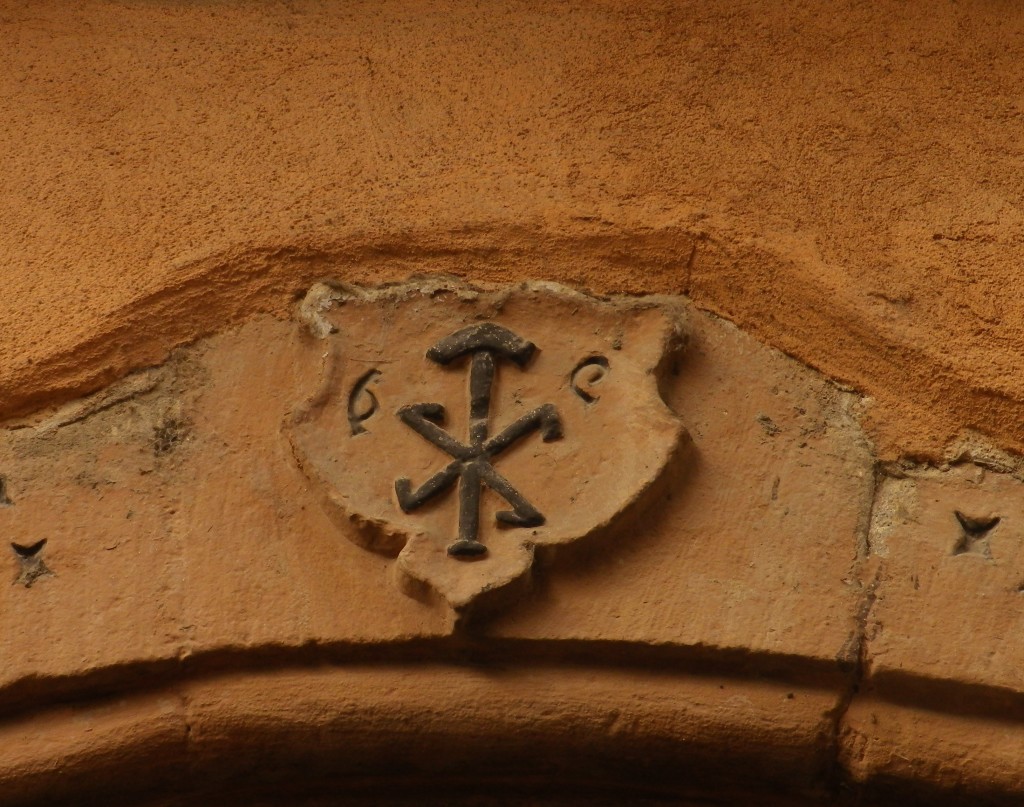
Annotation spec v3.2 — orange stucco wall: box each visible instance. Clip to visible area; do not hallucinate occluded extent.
[3,3,1024,804]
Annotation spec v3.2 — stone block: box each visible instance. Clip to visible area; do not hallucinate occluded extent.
[495,293,875,668]
[866,465,1024,695]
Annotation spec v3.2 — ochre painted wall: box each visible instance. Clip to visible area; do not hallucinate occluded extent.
[2,2,1024,805]
[3,1,1023,458]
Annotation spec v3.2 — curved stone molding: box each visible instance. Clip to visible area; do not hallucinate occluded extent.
[0,665,833,806]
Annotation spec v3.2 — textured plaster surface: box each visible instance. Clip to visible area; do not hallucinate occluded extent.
[2,1,1024,461]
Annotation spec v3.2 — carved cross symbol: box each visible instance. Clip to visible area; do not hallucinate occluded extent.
[395,323,563,558]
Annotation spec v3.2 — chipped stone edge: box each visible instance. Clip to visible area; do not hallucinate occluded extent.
[296,276,689,347]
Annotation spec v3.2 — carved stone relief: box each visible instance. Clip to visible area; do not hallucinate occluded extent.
[288,281,689,614]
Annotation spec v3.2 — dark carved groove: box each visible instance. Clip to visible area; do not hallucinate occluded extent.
[347,369,381,435]
[571,355,610,403]
[395,325,562,558]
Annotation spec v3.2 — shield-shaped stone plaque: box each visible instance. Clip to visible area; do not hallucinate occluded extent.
[288,281,688,615]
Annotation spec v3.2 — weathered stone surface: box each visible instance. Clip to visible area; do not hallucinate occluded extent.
[0,315,446,693]
[842,698,1024,803]
[0,282,871,669]
[827,462,1024,800]
[495,298,875,666]
[288,282,687,614]
[866,465,1024,693]
[0,281,872,801]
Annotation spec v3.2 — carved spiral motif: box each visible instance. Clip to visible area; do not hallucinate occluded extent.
[571,356,610,403]
[348,369,381,435]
